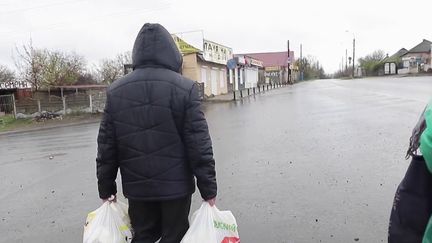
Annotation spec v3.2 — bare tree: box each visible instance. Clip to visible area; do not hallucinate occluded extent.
[15,40,87,88]
[0,64,15,83]
[96,52,132,84]
[117,51,132,66]
[43,51,85,86]
[14,40,47,90]
[358,50,386,76]
[76,72,98,85]
[295,55,327,80]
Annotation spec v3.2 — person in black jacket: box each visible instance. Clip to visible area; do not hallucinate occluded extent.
[96,23,217,243]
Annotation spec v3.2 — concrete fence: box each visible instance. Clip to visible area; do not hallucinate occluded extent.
[0,94,16,117]
[12,92,107,119]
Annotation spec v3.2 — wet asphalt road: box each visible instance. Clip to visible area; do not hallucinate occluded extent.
[1,76,431,243]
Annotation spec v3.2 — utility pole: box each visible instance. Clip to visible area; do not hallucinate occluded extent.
[345,49,348,74]
[300,44,303,81]
[287,40,291,84]
[352,38,356,78]
[342,56,344,73]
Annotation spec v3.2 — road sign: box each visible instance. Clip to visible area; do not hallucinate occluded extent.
[227,59,237,70]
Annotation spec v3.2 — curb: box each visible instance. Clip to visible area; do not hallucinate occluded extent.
[204,85,290,103]
[203,99,234,103]
[0,119,101,136]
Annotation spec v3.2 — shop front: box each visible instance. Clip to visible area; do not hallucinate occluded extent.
[177,37,232,97]
[228,55,263,91]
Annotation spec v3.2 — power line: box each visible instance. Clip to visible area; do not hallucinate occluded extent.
[0,0,88,15]
[0,2,172,39]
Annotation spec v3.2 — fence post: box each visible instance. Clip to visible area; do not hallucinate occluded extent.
[37,100,41,113]
[247,88,250,96]
[89,95,93,113]
[12,94,17,119]
[253,87,256,95]
[62,97,66,115]
[233,91,236,101]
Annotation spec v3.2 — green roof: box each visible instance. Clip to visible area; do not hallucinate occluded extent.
[383,48,408,63]
[390,48,408,59]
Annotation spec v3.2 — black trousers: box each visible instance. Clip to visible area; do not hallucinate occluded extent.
[128,196,192,243]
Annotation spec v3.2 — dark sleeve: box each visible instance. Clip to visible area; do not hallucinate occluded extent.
[96,95,118,199]
[183,83,217,200]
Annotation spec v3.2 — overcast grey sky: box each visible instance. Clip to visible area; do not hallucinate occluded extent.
[1,0,431,73]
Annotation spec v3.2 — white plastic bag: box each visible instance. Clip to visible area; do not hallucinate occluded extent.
[83,201,132,243]
[181,202,240,243]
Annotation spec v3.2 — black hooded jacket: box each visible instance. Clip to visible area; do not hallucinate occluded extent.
[96,23,217,201]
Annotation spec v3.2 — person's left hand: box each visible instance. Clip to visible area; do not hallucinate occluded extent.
[102,194,117,203]
[206,197,216,207]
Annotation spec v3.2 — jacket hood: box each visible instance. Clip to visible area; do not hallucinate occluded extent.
[132,23,183,72]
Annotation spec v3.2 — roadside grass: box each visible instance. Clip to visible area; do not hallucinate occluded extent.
[0,115,32,132]
[0,113,102,133]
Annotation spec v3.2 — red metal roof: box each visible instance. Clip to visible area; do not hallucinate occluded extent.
[240,51,295,67]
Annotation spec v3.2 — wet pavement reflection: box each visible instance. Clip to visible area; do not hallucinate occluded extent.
[1,76,431,242]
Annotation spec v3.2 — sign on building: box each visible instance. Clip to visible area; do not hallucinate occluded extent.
[265,66,280,72]
[0,81,31,90]
[172,35,201,55]
[203,39,233,65]
[248,58,263,67]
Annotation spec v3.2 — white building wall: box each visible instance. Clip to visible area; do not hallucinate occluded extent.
[244,67,258,88]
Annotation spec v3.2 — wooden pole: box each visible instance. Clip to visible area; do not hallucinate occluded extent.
[89,95,93,113]
[62,97,66,115]
[12,94,17,119]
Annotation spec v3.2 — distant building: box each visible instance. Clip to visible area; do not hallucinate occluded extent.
[228,55,264,91]
[0,81,32,99]
[382,48,408,75]
[182,52,229,97]
[241,51,297,84]
[173,36,232,97]
[399,39,432,74]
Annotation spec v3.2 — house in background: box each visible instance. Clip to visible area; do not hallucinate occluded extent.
[382,48,408,75]
[228,55,264,92]
[242,51,297,84]
[0,81,32,99]
[173,36,232,97]
[399,39,432,74]
[182,52,229,97]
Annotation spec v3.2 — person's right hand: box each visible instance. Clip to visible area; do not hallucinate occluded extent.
[102,194,116,203]
[206,197,216,207]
